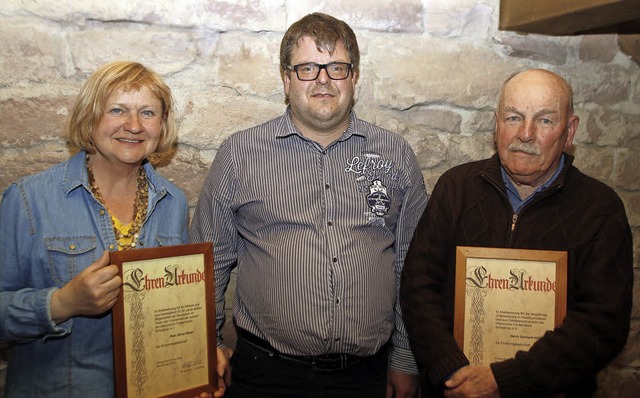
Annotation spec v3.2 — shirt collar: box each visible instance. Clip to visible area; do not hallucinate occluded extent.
[62,150,90,195]
[501,154,565,214]
[277,106,367,142]
[62,150,164,197]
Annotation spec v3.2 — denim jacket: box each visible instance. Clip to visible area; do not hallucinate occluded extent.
[0,150,189,397]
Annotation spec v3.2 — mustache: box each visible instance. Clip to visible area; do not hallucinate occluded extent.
[509,142,540,155]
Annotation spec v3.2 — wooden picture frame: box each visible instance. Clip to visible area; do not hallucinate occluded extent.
[454,246,567,366]
[111,242,217,398]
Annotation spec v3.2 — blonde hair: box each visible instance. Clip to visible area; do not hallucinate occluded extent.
[66,61,176,153]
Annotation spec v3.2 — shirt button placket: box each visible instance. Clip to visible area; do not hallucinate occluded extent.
[322,149,340,348]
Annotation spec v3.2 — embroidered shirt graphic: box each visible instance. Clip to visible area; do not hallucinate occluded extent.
[367,180,391,216]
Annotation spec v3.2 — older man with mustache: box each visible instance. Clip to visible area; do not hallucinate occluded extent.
[400,69,633,398]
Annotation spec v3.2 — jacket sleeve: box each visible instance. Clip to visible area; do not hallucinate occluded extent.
[491,190,634,397]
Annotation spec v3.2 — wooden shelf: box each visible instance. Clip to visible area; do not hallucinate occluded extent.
[499,0,640,35]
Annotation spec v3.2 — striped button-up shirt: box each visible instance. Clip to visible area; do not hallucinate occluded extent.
[189,108,428,373]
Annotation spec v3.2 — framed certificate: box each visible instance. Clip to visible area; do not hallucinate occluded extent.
[111,242,217,398]
[454,246,567,366]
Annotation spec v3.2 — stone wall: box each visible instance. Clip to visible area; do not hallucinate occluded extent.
[0,0,638,396]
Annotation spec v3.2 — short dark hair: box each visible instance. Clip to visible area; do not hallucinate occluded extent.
[280,13,360,78]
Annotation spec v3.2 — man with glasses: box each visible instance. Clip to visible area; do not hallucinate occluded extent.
[190,12,427,398]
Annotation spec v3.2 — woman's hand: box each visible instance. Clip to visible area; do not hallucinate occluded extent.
[50,250,121,324]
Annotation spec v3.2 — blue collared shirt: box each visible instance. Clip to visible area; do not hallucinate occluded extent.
[0,150,189,397]
[501,155,565,214]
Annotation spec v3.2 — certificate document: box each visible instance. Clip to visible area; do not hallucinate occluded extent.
[111,243,217,398]
[454,246,567,365]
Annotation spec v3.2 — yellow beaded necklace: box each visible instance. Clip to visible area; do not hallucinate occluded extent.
[86,155,148,251]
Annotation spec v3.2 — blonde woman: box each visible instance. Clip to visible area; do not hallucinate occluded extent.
[0,61,189,397]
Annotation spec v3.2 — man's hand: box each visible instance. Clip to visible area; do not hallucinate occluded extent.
[50,250,121,323]
[386,369,420,398]
[195,347,234,398]
[219,347,233,396]
[444,366,500,398]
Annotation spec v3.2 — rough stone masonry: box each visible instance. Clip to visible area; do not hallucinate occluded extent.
[0,1,638,396]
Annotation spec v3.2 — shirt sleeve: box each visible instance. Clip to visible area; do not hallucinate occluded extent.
[400,173,471,385]
[189,138,239,348]
[0,184,71,343]
[389,143,428,374]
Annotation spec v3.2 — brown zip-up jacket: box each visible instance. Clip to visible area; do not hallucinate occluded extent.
[400,153,633,398]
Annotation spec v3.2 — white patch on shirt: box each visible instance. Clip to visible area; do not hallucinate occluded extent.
[367,180,391,216]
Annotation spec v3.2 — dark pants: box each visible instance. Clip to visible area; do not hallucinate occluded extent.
[226,332,388,398]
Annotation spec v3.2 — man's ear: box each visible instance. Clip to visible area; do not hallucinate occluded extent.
[564,114,580,150]
[283,70,291,99]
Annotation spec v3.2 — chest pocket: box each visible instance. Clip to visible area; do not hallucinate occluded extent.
[154,235,184,247]
[45,236,97,286]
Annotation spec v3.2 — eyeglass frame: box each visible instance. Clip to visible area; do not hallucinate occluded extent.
[286,62,353,81]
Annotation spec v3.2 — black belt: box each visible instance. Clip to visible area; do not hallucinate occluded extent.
[238,329,376,372]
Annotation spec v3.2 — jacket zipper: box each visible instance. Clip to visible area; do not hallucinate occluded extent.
[481,172,564,246]
[481,175,515,245]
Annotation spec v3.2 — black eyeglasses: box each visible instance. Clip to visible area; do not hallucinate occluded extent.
[287,62,353,81]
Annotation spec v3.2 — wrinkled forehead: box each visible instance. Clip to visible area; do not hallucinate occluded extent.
[500,71,571,113]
